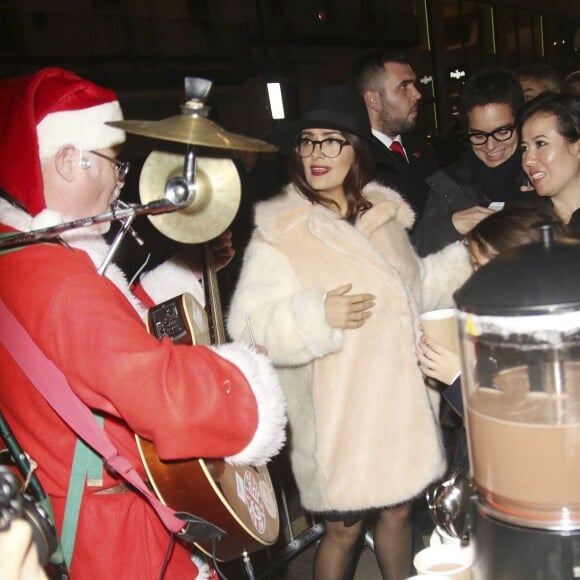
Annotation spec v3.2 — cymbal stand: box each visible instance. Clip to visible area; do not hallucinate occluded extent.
[255,454,325,579]
[0,197,188,252]
[98,198,149,275]
[100,146,197,275]
[98,211,137,275]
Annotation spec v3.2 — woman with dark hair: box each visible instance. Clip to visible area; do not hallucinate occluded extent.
[413,67,535,257]
[286,131,376,215]
[519,92,580,235]
[227,85,471,580]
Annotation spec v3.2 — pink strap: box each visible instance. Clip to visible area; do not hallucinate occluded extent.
[0,298,184,534]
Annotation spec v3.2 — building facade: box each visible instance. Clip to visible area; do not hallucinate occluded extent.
[0,0,578,146]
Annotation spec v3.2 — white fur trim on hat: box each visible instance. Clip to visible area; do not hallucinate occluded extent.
[37,101,125,158]
[30,208,65,230]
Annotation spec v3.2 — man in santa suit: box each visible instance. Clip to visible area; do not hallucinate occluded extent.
[0,67,286,579]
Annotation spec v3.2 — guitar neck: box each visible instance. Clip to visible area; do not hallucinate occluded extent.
[203,244,226,345]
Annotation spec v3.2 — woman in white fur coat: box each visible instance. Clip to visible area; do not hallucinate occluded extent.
[227,85,471,580]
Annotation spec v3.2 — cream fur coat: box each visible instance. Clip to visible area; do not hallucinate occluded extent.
[227,181,471,512]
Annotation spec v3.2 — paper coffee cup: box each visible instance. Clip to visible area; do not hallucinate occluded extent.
[405,575,451,579]
[420,308,459,353]
[413,544,474,580]
[406,575,451,579]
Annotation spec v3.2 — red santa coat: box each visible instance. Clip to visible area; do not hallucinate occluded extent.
[0,205,286,579]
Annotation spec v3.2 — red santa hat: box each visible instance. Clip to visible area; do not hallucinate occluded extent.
[0,67,125,216]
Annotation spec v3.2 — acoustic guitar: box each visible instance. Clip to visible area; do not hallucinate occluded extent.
[136,248,280,562]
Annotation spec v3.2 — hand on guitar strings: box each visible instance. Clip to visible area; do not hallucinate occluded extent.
[208,230,235,272]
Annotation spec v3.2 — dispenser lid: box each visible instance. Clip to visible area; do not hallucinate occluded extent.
[455,234,580,315]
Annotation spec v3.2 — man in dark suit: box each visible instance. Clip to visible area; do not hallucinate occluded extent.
[353,49,439,223]
[354,51,447,554]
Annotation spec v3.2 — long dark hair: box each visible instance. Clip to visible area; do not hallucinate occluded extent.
[287,132,375,217]
[464,202,566,257]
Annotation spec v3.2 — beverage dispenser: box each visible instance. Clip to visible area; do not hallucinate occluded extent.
[451,227,580,579]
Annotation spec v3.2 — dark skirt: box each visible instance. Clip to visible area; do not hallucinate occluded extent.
[312,500,412,528]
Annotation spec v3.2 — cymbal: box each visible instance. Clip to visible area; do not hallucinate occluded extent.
[108,116,277,152]
[139,151,241,244]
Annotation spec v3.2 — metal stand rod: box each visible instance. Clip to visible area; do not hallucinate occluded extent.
[256,523,325,580]
[0,198,185,251]
[0,412,44,502]
[98,216,135,275]
[364,529,375,551]
[253,454,325,579]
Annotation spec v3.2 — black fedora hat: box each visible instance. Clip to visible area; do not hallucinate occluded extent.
[268,84,372,153]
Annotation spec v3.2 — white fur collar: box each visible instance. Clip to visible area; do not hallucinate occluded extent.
[254,180,415,243]
[0,199,146,317]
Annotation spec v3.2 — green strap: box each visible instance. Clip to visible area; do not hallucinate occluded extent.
[61,414,104,567]
[38,497,67,567]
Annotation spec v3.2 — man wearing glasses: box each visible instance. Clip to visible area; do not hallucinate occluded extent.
[413,67,538,257]
[0,67,285,579]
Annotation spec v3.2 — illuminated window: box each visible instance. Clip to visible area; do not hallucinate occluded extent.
[267,83,285,120]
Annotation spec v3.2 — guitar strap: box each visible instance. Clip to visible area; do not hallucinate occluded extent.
[61,413,104,567]
[0,297,227,550]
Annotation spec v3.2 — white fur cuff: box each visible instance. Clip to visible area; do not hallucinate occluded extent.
[293,287,342,357]
[210,342,287,466]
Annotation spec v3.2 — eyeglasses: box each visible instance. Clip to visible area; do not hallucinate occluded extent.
[467,125,516,146]
[293,137,351,158]
[89,150,130,184]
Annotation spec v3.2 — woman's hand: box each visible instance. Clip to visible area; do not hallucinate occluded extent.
[324,284,375,329]
[417,334,461,385]
[451,206,495,235]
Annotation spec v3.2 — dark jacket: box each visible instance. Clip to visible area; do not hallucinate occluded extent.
[568,208,580,238]
[370,133,440,225]
[412,148,534,257]
[441,376,469,474]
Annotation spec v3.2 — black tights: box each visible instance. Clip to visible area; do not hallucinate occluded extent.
[313,503,413,580]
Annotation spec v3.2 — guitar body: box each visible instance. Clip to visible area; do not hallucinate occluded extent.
[139,292,280,561]
[136,439,279,561]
